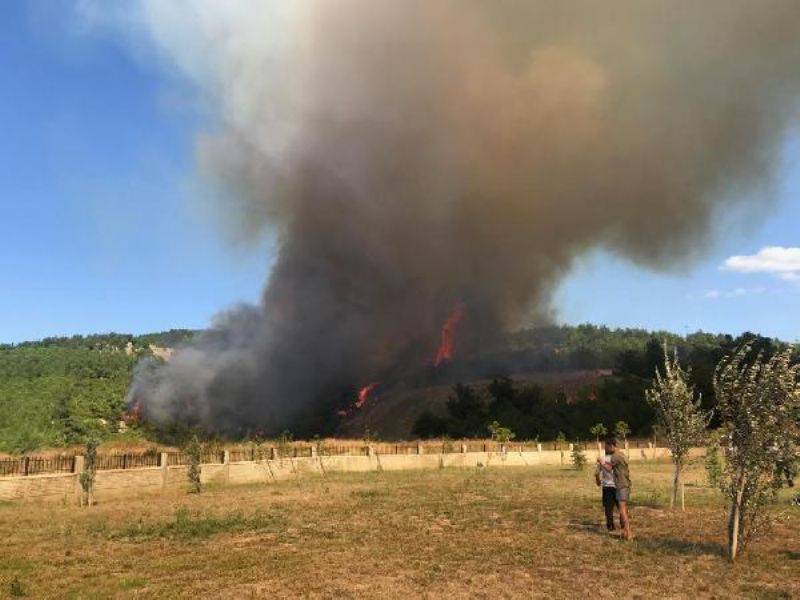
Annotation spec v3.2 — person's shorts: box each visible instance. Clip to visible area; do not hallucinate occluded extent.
[616,488,630,502]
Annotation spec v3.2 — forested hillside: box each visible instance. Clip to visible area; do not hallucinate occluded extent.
[0,330,195,452]
[411,328,793,442]
[0,325,789,452]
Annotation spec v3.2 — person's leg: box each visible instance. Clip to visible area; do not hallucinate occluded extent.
[618,500,632,540]
[602,488,615,530]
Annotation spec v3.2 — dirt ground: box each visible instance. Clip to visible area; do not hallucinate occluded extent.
[0,461,798,599]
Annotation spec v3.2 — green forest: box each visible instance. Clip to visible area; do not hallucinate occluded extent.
[413,327,794,442]
[0,331,195,453]
[0,325,791,453]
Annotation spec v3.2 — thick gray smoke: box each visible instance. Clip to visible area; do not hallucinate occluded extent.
[126,1,800,434]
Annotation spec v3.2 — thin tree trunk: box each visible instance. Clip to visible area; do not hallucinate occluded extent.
[671,460,682,510]
[728,472,746,561]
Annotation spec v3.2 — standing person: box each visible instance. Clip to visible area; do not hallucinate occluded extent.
[597,436,633,540]
[595,452,618,531]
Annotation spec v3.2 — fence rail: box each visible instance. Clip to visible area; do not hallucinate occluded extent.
[95,453,161,471]
[0,456,75,477]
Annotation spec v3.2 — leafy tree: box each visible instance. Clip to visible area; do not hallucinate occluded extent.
[589,423,607,445]
[487,421,515,444]
[412,411,448,439]
[445,384,488,438]
[613,421,631,443]
[714,344,800,560]
[645,344,711,510]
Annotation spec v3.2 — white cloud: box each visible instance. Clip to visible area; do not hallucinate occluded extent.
[721,246,800,280]
[701,287,766,300]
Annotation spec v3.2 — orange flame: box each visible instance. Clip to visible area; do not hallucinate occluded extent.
[123,401,142,424]
[356,382,381,408]
[339,382,381,417]
[433,302,466,366]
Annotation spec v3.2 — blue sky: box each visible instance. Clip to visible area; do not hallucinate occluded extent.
[0,4,798,344]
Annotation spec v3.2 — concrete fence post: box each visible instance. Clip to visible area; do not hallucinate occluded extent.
[73,455,85,503]
[160,452,168,491]
[223,450,231,483]
[368,446,375,458]
[500,444,507,454]
[461,443,467,454]
[310,445,318,458]
[537,443,542,453]
[271,447,278,461]
[417,443,424,455]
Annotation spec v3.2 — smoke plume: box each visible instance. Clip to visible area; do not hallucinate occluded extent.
[124,1,800,434]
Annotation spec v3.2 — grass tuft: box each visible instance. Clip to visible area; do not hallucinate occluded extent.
[110,506,284,541]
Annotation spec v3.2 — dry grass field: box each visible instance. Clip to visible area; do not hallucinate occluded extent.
[0,461,798,599]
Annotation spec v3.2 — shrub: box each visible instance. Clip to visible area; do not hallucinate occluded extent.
[9,577,25,597]
[186,436,202,494]
[571,442,587,470]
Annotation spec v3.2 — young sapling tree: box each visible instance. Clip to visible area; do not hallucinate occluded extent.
[645,343,711,510]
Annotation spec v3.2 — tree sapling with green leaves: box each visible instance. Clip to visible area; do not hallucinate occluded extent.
[714,344,800,560]
[645,343,711,510]
[79,437,98,507]
[589,423,607,447]
[614,421,631,445]
[488,421,515,445]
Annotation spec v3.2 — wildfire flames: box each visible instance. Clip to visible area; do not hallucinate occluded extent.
[123,400,142,425]
[356,382,380,409]
[433,303,466,367]
[338,382,381,417]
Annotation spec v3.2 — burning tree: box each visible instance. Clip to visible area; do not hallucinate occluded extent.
[714,344,800,561]
[645,344,711,510]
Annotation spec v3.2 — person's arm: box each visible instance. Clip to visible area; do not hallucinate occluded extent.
[597,453,616,472]
[596,459,613,472]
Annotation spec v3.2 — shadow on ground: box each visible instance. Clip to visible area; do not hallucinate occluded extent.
[569,519,725,557]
